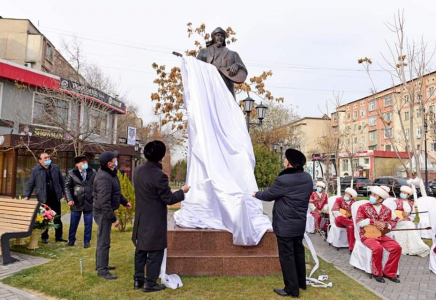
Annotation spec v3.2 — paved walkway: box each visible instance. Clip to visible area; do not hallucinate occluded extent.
[308,232,436,300]
[0,252,50,299]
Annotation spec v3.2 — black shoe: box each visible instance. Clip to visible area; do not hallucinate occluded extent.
[384,275,400,283]
[84,243,90,248]
[56,237,68,242]
[375,276,385,283]
[41,238,48,244]
[98,272,117,280]
[143,284,166,293]
[67,242,75,246]
[134,280,144,290]
[273,289,298,297]
[107,266,116,270]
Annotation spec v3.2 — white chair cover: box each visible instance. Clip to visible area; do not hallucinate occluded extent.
[349,200,393,275]
[415,197,436,239]
[326,196,349,248]
[428,206,436,274]
[382,198,398,239]
[306,207,315,234]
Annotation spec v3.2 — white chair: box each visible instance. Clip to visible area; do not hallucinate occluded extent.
[306,207,315,234]
[382,198,398,239]
[428,206,436,274]
[326,196,349,249]
[415,197,436,239]
[349,200,395,277]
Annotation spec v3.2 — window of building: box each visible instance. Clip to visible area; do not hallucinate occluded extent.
[354,137,358,144]
[364,158,370,164]
[353,124,357,131]
[385,144,392,151]
[404,111,409,120]
[430,105,436,114]
[385,112,392,121]
[417,108,422,118]
[417,126,422,138]
[369,116,377,126]
[403,94,410,103]
[405,128,410,140]
[89,108,108,136]
[370,131,376,141]
[333,126,338,134]
[353,111,358,120]
[431,143,436,151]
[369,145,377,150]
[384,95,392,107]
[347,112,351,120]
[32,93,69,127]
[361,101,365,106]
[361,136,365,144]
[384,127,393,139]
[428,87,435,99]
[333,113,338,121]
[369,100,375,111]
[45,44,53,62]
[360,107,365,117]
[342,159,349,172]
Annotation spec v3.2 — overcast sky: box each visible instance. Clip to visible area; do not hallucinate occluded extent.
[3,0,436,123]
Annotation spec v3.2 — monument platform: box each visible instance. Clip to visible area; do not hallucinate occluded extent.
[167,214,281,276]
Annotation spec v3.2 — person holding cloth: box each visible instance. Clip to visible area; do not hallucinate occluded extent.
[132,140,190,293]
[65,155,96,248]
[24,152,67,243]
[93,151,132,280]
[253,149,313,298]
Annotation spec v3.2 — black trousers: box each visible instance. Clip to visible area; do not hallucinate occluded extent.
[94,209,113,275]
[134,249,164,286]
[41,196,63,240]
[276,234,306,297]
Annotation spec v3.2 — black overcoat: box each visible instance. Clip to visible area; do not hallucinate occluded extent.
[132,161,184,251]
[255,167,313,237]
[65,167,96,212]
[24,164,65,203]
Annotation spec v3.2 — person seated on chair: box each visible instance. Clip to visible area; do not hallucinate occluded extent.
[356,185,401,283]
[391,185,430,257]
[309,182,328,232]
[331,187,357,251]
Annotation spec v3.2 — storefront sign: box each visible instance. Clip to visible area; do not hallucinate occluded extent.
[59,78,125,111]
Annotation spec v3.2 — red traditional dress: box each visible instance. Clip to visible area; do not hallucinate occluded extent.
[331,197,356,250]
[356,203,401,278]
[309,191,328,231]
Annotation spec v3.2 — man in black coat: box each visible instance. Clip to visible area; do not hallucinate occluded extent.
[65,155,96,248]
[254,149,313,298]
[132,141,190,293]
[24,152,67,243]
[93,151,132,280]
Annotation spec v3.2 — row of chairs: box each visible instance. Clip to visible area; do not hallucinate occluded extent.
[306,196,436,276]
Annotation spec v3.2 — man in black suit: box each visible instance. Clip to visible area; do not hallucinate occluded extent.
[132,140,189,293]
[254,149,313,298]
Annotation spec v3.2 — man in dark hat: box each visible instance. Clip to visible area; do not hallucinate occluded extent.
[132,140,190,293]
[196,26,247,97]
[93,151,132,280]
[253,149,313,298]
[65,155,96,248]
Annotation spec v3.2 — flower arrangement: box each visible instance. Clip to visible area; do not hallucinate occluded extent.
[33,204,58,230]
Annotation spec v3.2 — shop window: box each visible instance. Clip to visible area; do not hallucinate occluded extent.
[89,108,108,136]
[32,93,69,128]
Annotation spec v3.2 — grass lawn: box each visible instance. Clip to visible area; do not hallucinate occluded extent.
[1,224,379,300]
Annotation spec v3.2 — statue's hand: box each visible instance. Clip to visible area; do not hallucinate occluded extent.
[228,64,239,76]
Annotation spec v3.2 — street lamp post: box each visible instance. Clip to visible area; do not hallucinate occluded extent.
[242,96,268,132]
[279,139,284,167]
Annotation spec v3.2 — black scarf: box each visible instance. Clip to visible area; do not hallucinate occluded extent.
[101,165,117,177]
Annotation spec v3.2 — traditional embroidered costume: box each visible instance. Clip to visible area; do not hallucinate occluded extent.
[309,182,328,232]
[331,188,357,250]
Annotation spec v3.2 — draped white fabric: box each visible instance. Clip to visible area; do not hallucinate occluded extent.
[174,56,272,246]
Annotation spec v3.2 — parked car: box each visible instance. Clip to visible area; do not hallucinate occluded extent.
[372,177,410,198]
[340,177,371,196]
[429,180,436,196]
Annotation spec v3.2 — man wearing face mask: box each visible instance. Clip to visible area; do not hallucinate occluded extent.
[65,155,96,248]
[309,181,328,232]
[24,152,67,243]
[356,186,401,283]
[331,187,357,252]
[93,151,132,280]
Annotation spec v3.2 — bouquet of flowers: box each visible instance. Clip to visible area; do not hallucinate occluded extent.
[33,204,59,230]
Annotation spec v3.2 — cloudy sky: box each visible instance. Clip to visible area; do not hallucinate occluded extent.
[3,0,436,122]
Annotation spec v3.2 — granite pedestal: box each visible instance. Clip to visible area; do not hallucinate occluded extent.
[167,215,281,277]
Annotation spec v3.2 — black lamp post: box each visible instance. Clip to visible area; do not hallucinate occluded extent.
[242,96,267,132]
[134,142,140,167]
[273,142,279,152]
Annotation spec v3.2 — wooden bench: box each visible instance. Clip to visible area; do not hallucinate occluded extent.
[0,198,40,265]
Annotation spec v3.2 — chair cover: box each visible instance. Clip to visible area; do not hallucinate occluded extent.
[428,206,436,274]
[415,197,436,239]
[326,196,349,248]
[306,207,316,233]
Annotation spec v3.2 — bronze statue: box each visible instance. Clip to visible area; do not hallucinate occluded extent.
[196,27,247,97]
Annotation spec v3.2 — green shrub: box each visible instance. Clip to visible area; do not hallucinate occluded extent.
[115,172,135,232]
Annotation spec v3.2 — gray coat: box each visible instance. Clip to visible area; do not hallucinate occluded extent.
[256,167,313,237]
[132,161,184,251]
[24,164,65,203]
[65,168,96,212]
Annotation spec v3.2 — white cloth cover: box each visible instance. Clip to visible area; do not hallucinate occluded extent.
[159,248,183,289]
[306,207,316,234]
[349,200,395,275]
[326,196,349,248]
[429,206,436,274]
[174,56,272,246]
[415,196,436,239]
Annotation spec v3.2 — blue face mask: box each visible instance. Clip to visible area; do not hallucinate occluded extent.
[43,160,52,166]
[115,160,118,167]
[316,187,323,193]
[82,164,88,170]
[400,193,408,200]
[344,196,350,201]
[369,196,377,205]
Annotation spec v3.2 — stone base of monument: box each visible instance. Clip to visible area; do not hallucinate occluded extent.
[167,216,281,277]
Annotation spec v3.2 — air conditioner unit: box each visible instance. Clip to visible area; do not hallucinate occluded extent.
[24,62,32,68]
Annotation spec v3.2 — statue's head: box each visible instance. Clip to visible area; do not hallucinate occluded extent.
[207,27,227,47]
